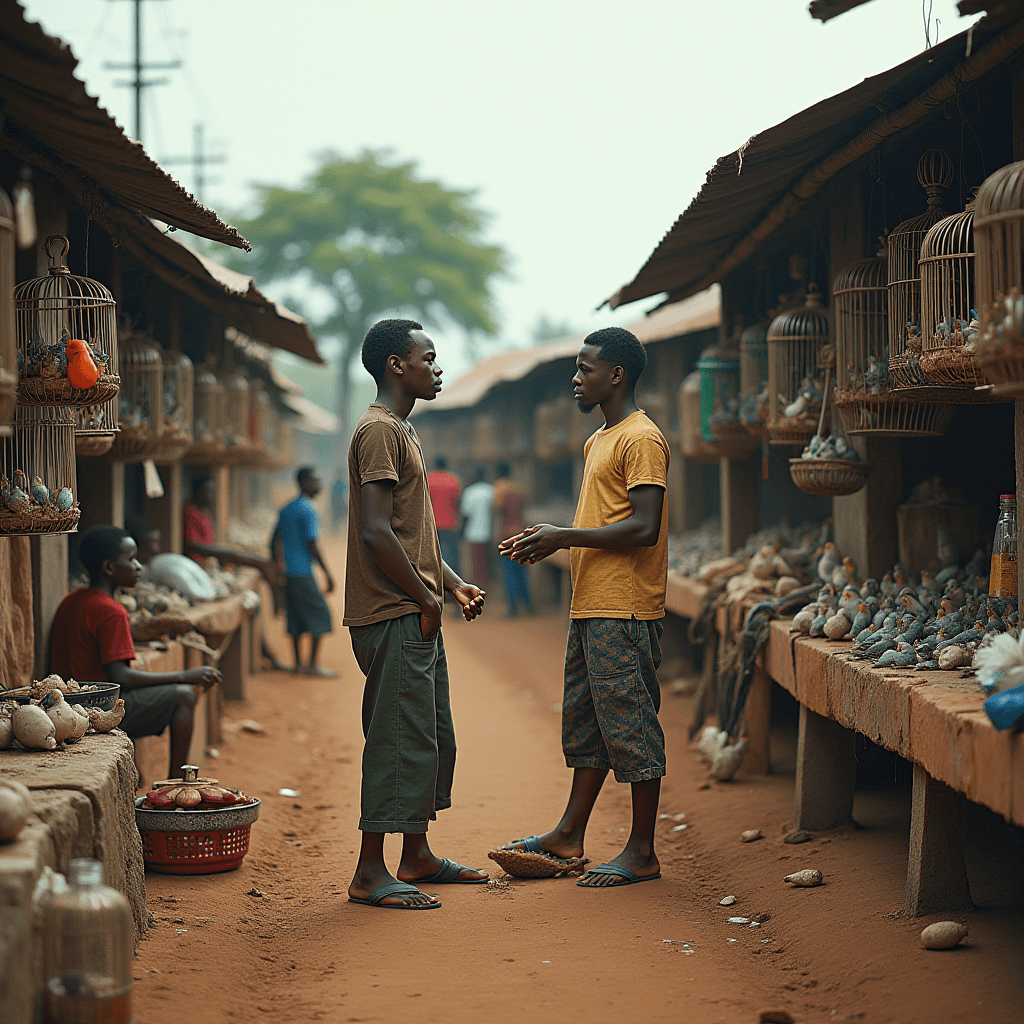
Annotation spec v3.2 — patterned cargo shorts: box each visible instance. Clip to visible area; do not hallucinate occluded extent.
[562,616,666,783]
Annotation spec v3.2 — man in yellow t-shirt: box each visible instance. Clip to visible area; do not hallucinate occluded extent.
[498,327,669,889]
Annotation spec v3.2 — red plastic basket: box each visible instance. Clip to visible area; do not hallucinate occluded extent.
[140,824,252,874]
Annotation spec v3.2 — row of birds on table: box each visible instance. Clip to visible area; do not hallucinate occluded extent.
[0,470,75,514]
[19,330,108,390]
[789,540,1018,679]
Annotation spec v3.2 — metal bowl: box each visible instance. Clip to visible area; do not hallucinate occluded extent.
[134,796,261,833]
[0,683,120,711]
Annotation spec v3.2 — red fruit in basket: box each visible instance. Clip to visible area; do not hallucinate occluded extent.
[146,790,176,810]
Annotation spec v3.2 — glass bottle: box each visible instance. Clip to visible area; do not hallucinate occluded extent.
[989,494,1018,599]
[42,859,133,1024]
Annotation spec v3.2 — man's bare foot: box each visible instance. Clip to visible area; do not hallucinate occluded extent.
[500,830,585,860]
[577,844,660,887]
[397,851,487,883]
[348,866,439,907]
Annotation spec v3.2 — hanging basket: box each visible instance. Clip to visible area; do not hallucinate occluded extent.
[75,432,116,458]
[109,333,163,462]
[789,458,870,497]
[834,389,956,436]
[152,349,194,465]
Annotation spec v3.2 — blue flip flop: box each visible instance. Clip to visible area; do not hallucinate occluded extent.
[348,881,441,909]
[415,857,489,884]
[500,835,545,853]
[576,863,661,888]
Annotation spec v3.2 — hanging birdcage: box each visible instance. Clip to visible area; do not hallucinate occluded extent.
[74,401,117,458]
[973,161,1024,394]
[14,235,119,407]
[766,284,829,446]
[109,332,163,461]
[534,396,574,462]
[679,371,719,463]
[833,245,955,437]
[188,366,226,462]
[0,406,79,535]
[698,340,758,459]
[151,349,194,464]
[0,187,16,437]
[221,369,252,463]
[238,382,270,466]
[887,150,953,388]
[739,320,769,438]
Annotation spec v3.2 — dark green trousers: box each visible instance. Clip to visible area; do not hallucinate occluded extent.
[349,613,455,834]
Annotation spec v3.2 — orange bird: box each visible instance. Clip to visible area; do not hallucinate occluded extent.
[65,337,99,389]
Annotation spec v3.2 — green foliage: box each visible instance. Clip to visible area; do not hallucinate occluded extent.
[531,313,578,345]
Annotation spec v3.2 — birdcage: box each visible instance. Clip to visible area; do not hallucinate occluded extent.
[698,341,758,459]
[109,332,163,461]
[14,235,119,406]
[221,369,252,463]
[739,320,770,438]
[832,246,955,437]
[973,161,1024,394]
[0,188,15,438]
[0,406,79,535]
[534,397,574,462]
[241,382,270,466]
[679,371,720,463]
[188,366,226,462]
[271,417,295,471]
[149,349,194,465]
[766,284,829,446]
[887,150,954,388]
[74,401,117,458]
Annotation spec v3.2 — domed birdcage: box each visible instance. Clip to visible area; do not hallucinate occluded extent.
[766,284,829,446]
[0,188,16,437]
[833,244,954,437]
[699,335,758,459]
[887,150,954,388]
[0,406,79,535]
[188,366,226,462]
[74,401,117,458]
[679,371,720,463]
[14,235,119,407]
[151,349,194,465]
[919,192,987,388]
[109,332,163,461]
[221,369,252,463]
[973,160,1024,394]
[739,319,770,438]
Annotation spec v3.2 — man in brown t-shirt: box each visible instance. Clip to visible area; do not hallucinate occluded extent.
[498,327,668,890]
[345,318,487,911]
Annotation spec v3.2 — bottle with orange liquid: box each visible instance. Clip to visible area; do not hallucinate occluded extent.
[989,494,1018,599]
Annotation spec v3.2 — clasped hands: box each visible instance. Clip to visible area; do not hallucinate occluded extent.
[497,523,564,565]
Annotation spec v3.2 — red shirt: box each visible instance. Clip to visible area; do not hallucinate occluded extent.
[50,588,135,683]
[183,503,215,564]
[427,471,461,531]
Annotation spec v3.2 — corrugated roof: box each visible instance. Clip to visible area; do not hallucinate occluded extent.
[606,19,1017,309]
[0,0,249,249]
[419,285,719,414]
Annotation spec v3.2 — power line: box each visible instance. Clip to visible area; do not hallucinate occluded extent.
[104,0,180,143]
[162,123,226,206]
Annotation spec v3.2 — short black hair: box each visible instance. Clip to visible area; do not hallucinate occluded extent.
[496,461,510,478]
[434,456,448,470]
[361,318,423,383]
[79,526,130,578]
[584,327,647,386]
[297,465,317,487]
[191,475,213,500]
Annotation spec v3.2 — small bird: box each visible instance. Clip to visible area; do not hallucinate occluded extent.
[6,471,30,513]
[900,590,927,617]
[919,571,941,595]
[848,603,871,639]
[30,476,50,506]
[839,585,861,619]
[938,645,968,670]
[709,738,747,781]
[863,637,896,662]
[791,606,815,634]
[860,578,879,600]
[817,543,840,585]
[876,642,917,668]
[64,331,100,390]
[53,486,74,512]
[696,726,727,763]
[809,608,828,637]
[879,572,897,597]
[831,557,857,588]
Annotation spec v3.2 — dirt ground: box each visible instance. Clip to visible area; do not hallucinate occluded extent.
[132,538,1023,1024]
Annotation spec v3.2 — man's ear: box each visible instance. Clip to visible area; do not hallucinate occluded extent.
[100,558,114,579]
[611,365,625,386]
[387,353,404,376]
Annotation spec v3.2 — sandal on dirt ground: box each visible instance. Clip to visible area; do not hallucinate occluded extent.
[488,836,586,879]
[304,665,339,678]
[412,857,489,884]
[348,881,441,909]
[576,863,661,888]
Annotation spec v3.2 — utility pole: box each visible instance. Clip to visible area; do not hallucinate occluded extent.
[162,124,227,205]
[104,0,180,142]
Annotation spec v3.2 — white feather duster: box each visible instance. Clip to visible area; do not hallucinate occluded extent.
[972,632,1024,693]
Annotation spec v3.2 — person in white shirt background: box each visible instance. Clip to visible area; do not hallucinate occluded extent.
[460,467,495,592]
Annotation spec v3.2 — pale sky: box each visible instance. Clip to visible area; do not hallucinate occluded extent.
[22,0,973,385]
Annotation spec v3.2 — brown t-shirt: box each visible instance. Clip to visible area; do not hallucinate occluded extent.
[569,410,670,620]
[343,404,444,627]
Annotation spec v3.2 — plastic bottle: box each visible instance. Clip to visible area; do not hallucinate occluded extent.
[43,859,133,1024]
[989,494,1018,598]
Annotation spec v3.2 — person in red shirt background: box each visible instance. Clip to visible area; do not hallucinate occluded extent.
[50,526,221,780]
[427,456,461,576]
[492,462,533,617]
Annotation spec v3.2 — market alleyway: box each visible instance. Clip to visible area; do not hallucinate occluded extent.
[132,539,1021,1024]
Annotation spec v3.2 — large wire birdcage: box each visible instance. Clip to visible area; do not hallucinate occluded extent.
[973,160,1024,394]
[679,371,720,463]
[0,406,79,535]
[74,401,117,458]
[739,320,770,437]
[14,235,119,407]
[699,338,758,459]
[766,284,829,446]
[188,365,226,463]
[151,349,194,465]
[109,332,163,461]
[918,193,986,388]
[0,187,15,437]
[887,150,953,388]
[832,244,954,437]
[221,369,252,463]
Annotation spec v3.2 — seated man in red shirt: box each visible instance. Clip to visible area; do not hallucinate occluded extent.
[51,526,221,780]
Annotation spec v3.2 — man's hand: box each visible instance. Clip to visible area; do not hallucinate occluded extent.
[184,666,221,691]
[452,583,485,621]
[324,572,336,595]
[419,598,443,641]
[499,524,566,564]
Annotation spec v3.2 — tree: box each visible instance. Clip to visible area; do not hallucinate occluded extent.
[231,149,507,467]
[531,314,578,345]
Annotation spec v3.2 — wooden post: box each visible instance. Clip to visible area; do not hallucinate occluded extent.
[76,459,125,533]
[148,462,183,553]
[741,661,772,775]
[906,764,973,915]
[793,704,856,830]
[833,437,901,578]
[214,464,230,543]
[30,535,67,677]
[720,453,759,553]
[218,628,245,702]
[678,453,706,532]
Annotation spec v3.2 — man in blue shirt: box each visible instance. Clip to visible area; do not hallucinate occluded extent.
[273,466,337,676]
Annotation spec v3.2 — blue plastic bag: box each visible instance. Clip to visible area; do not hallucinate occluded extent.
[983,683,1024,731]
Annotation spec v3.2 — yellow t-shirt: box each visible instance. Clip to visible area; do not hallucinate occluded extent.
[569,410,670,620]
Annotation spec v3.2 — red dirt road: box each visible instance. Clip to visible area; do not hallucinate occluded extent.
[133,543,1022,1024]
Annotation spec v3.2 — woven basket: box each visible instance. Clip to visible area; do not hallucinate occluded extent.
[17,372,120,408]
[975,335,1024,395]
[75,432,116,458]
[919,345,989,388]
[109,424,159,462]
[0,506,80,535]
[150,431,192,465]
[834,389,956,437]
[768,418,817,447]
[789,458,870,497]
